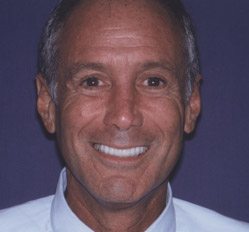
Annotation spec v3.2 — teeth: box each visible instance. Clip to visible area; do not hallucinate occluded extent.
[94,144,147,157]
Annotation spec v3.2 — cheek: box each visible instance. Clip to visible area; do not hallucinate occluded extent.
[157,100,184,156]
[55,96,104,162]
[143,98,184,175]
[144,95,185,137]
[58,94,104,133]
[56,101,100,190]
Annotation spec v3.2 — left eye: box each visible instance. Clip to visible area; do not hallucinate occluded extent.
[144,77,166,87]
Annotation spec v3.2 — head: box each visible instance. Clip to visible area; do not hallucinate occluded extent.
[36,0,201,213]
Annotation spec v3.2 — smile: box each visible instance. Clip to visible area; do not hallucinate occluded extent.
[94,144,148,158]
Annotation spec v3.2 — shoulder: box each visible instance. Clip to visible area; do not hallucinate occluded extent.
[0,195,54,232]
[173,198,249,232]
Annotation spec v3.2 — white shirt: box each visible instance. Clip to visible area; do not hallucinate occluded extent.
[0,169,248,232]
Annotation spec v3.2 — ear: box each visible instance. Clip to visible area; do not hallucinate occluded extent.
[36,74,56,133]
[184,75,202,134]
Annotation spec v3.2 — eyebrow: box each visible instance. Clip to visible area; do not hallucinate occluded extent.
[65,60,177,80]
[142,61,183,81]
[141,61,176,73]
[65,62,106,79]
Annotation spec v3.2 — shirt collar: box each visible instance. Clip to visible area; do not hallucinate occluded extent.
[51,169,176,232]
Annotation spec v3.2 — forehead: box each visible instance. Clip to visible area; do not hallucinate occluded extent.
[58,0,185,68]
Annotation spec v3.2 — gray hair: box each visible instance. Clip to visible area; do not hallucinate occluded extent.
[37,0,200,101]
[183,14,200,99]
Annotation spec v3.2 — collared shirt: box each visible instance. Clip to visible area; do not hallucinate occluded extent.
[0,169,248,232]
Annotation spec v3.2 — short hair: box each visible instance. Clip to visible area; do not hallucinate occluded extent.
[38,0,200,101]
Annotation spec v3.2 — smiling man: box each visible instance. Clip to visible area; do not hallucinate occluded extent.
[0,0,248,231]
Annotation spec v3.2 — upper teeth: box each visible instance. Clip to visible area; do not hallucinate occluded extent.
[94,144,147,157]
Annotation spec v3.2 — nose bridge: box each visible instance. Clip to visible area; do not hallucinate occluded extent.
[104,83,142,130]
[115,84,134,111]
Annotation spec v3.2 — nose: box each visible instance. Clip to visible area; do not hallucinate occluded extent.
[103,87,143,130]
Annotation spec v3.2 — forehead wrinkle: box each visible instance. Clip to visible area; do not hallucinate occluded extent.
[61,0,184,52]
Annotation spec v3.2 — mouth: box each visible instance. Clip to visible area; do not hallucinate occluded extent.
[93,144,148,158]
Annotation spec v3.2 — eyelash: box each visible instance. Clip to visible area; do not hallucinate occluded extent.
[143,77,167,88]
[80,76,103,88]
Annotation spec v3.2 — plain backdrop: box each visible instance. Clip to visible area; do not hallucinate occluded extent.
[0,0,248,222]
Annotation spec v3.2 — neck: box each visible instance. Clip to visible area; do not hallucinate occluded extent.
[66,174,167,232]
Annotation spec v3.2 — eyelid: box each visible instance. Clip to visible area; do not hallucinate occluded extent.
[81,76,104,87]
[142,76,167,87]
[78,74,112,93]
[72,69,104,80]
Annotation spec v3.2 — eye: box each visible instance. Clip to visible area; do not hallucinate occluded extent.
[81,76,103,88]
[144,77,166,88]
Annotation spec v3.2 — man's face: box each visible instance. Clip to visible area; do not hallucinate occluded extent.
[38,1,200,206]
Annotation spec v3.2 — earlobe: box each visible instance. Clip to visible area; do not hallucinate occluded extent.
[36,75,56,134]
[184,75,202,134]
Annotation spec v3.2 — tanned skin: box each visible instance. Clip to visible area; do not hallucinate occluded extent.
[37,0,201,231]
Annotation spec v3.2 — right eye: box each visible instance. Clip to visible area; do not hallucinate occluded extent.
[81,76,103,88]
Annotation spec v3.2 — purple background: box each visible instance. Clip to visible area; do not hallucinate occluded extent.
[0,0,248,222]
